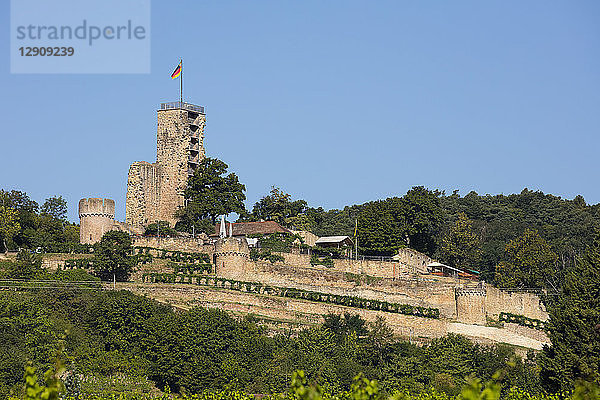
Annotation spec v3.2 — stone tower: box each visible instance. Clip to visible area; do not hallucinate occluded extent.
[214,237,250,279]
[79,198,115,244]
[126,102,206,228]
[455,287,487,324]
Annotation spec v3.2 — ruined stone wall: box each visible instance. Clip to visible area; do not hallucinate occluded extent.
[111,221,144,236]
[42,253,93,271]
[79,198,115,244]
[119,282,449,340]
[276,252,416,279]
[485,286,548,321]
[133,236,214,256]
[126,161,161,227]
[118,282,549,349]
[291,230,319,247]
[332,258,413,279]
[396,247,433,274]
[246,261,461,318]
[131,241,549,325]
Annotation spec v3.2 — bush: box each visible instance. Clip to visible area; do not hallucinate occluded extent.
[499,312,545,330]
[311,254,334,268]
[144,221,177,237]
[250,249,285,263]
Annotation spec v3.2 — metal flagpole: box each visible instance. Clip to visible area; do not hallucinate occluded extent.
[180,59,183,106]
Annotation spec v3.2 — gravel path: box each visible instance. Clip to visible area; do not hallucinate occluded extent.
[448,322,549,350]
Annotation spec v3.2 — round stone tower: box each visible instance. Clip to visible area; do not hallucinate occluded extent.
[79,198,115,244]
[214,236,250,279]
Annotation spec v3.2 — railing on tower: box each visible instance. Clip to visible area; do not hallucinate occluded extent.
[160,102,205,114]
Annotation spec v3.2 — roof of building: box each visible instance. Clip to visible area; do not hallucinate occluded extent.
[428,262,472,274]
[315,236,353,245]
[211,220,291,237]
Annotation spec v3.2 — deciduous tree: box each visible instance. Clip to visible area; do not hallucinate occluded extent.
[247,186,307,227]
[40,196,67,220]
[0,205,20,254]
[494,229,558,289]
[92,231,137,282]
[440,212,482,270]
[176,158,246,234]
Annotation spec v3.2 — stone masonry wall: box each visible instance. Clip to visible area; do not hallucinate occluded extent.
[456,288,487,324]
[129,235,549,326]
[41,253,93,271]
[396,247,433,274]
[276,251,415,279]
[119,282,549,349]
[248,261,460,318]
[485,286,548,321]
[120,282,449,340]
[126,161,161,226]
[133,236,214,256]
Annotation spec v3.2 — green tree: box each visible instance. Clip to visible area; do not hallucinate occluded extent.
[247,186,308,227]
[0,205,20,254]
[144,221,177,237]
[494,229,558,289]
[356,187,443,256]
[357,197,406,256]
[40,196,67,220]
[5,250,43,280]
[540,233,600,392]
[176,158,246,234]
[0,190,38,250]
[403,186,444,255]
[423,334,477,395]
[440,212,482,270]
[92,231,137,282]
[323,313,368,338]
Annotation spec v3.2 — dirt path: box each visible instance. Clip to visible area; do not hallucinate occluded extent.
[447,322,549,350]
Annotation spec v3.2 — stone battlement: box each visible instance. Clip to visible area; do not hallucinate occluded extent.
[79,198,115,217]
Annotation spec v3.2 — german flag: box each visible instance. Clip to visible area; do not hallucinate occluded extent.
[171,61,182,79]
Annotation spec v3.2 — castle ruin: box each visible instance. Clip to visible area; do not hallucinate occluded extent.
[126,102,206,228]
[73,100,550,350]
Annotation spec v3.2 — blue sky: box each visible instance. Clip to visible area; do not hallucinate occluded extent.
[1,1,599,222]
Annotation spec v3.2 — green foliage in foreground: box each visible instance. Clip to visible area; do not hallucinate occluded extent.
[11,364,600,400]
[0,287,543,398]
